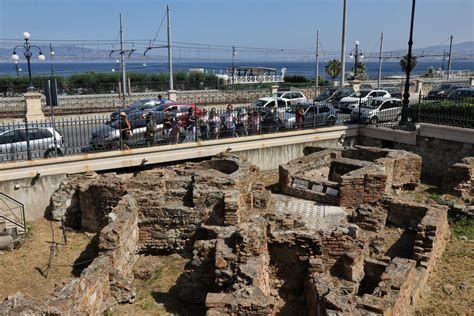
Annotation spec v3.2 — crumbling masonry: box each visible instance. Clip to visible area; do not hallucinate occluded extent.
[0,148,453,315]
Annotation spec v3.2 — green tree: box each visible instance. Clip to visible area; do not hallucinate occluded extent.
[348,63,368,80]
[400,54,418,74]
[422,66,436,78]
[325,59,342,81]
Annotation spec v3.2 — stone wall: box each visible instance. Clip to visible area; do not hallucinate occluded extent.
[0,87,316,118]
[280,146,422,208]
[358,135,474,184]
[0,197,140,314]
[305,197,449,315]
[442,157,473,200]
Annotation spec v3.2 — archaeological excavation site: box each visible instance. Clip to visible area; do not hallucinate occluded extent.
[0,146,473,315]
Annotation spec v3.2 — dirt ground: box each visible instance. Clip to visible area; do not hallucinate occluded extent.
[416,232,474,315]
[112,254,203,316]
[0,218,94,300]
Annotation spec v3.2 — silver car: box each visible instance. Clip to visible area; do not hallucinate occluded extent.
[351,97,402,125]
[0,126,64,161]
[90,117,164,149]
[283,103,337,129]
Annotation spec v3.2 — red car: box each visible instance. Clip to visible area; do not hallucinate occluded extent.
[128,102,202,122]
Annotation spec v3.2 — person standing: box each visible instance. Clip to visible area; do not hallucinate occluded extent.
[209,107,221,140]
[238,108,249,136]
[271,106,282,132]
[163,112,173,139]
[158,94,168,104]
[250,110,260,135]
[224,104,237,137]
[144,112,156,146]
[119,112,132,150]
[199,108,209,140]
[184,107,197,142]
[296,106,305,129]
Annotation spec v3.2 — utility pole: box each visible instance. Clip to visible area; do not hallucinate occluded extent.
[144,5,174,91]
[441,50,446,71]
[377,33,384,89]
[447,35,453,79]
[340,0,347,87]
[315,30,320,97]
[167,5,174,90]
[119,14,127,106]
[110,14,136,107]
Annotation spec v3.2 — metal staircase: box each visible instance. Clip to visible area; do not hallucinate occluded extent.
[0,193,26,236]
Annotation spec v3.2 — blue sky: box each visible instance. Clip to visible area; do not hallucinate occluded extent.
[0,0,472,54]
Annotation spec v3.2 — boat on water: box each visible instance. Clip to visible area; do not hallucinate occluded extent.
[216,66,286,85]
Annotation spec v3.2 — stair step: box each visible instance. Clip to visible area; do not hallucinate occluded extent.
[0,219,25,235]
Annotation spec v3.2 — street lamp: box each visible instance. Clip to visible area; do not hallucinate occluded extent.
[402,0,416,123]
[231,46,237,90]
[14,61,22,77]
[349,41,364,80]
[49,43,55,77]
[11,32,45,91]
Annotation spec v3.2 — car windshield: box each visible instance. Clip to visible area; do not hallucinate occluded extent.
[154,104,170,112]
[320,89,338,97]
[128,100,151,109]
[439,84,451,90]
[363,99,384,108]
[108,121,121,129]
[272,92,284,98]
[252,100,268,107]
[352,90,371,97]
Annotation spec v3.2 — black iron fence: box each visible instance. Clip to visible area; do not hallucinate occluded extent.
[0,97,472,163]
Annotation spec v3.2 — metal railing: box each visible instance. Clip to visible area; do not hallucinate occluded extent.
[0,96,472,163]
[0,192,26,235]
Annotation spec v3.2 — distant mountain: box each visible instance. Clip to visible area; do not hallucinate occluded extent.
[387,41,474,60]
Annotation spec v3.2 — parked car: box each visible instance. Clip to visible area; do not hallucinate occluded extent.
[338,89,391,113]
[0,126,64,160]
[282,103,337,129]
[271,91,307,105]
[251,97,290,112]
[110,99,162,120]
[383,86,402,99]
[351,97,402,125]
[446,88,474,100]
[425,84,464,100]
[314,87,355,104]
[128,102,202,123]
[89,117,165,150]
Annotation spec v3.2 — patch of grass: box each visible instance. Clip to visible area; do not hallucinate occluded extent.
[427,193,441,201]
[451,218,474,239]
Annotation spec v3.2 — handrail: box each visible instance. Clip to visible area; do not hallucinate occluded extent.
[0,192,26,233]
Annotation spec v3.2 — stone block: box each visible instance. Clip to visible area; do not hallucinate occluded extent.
[0,235,14,250]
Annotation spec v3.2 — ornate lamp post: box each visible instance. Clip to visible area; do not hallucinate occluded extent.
[402,0,416,123]
[349,41,364,80]
[11,32,45,160]
[11,32,45,91]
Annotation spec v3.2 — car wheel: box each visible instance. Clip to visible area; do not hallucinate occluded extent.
[327,117,336,126]
[370,117,379,126]
[44,148,63,158]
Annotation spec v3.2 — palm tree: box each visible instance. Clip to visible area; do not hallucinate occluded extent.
[325,59,342,81]
[349,62,368,80]
[400,54,418,74]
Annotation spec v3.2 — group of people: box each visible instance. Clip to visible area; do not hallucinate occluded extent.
[117,103,303,149]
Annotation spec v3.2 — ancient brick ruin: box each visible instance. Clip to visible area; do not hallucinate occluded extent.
[0,148,454,315]
[280,146,422,208]
[443,157,473,201]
